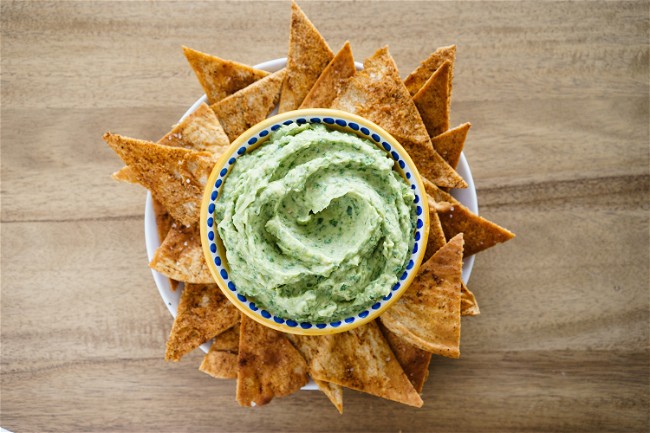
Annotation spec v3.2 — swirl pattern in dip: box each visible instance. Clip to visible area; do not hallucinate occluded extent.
[215,123,416,323]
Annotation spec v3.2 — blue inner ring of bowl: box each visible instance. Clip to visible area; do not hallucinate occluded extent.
[206,115,426,330]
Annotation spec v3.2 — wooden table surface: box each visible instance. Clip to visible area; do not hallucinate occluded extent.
[2,1,648,432]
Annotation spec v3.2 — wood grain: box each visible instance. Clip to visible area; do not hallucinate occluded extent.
[1,1,648,432]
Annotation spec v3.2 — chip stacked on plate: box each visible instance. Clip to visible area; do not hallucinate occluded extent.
[104,1,514,412]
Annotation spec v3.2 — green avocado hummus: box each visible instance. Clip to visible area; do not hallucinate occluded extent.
[215,123,416,323]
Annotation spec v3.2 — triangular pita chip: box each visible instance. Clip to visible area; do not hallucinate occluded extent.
[104,133,214,226]
[212,69,286,142]
[381,234,464,358]
[413,60,451,138]
[236,315,309,406]
[278,1,334,112]
[150,224,214,284]
[331,47,466,189]
[183,46,269,105]
[152,198,180,291]
[158,103,230,158]
[431,122,471,169]
[288,322,423,407]
[423,205,447,262]
[404,45,456,96]
[165,284,240,361]
[378,321,431,393]
[461,283,480,316]
[314,379,343,414]
[300,41,356,109]
[200,323,240,379]
[424,178,515,256]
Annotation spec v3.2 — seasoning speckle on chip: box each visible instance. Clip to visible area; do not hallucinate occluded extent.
[215,123,416,323]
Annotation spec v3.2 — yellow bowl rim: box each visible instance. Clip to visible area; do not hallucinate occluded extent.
[200,108,430,335]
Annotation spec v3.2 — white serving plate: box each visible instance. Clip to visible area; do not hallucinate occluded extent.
[144,59,478,387]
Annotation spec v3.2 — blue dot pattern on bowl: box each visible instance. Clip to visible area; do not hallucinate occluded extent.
[204,114,427,331]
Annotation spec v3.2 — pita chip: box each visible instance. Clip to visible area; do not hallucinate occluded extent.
[424,178,515,256]
[431,122,471,169]
[278,1,334,112]
[183,46,269,105]
[112,166,138,183]
[165,284,240,361]
[314,379,344,414]
[404,45,456,96]
[413,60,451,138]
[461,283,480,316]
[200,323,240,379]
[158,103,230,158]
[212,69,286,142]
[236,315,309,406]
[150,224,213,284]
[151,199,180,290]
[381,234,464,358]
[289,322,423,407]
[423,205,447,262]
[378,321,432,393]
[331,47,466,189]
[104,133,213,226]
[300,41,356,109]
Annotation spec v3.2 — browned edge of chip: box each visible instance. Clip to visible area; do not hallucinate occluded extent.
[424,177,515,256]
[278,1,334,112]
[150,224,214,284]
[404,45,456,96]
[413,60,451,138]
[380,234,464,358]
[236,315,309,407]
[182,46,269,105]
[165,284,240,362]
[212,69,287,142]
[300,41,356,109]
[431,122,471,169]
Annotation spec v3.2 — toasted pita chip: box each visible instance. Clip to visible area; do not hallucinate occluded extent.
[159,103,230,158]
[183,46,269,105]
[378,321,431,393]
[300,41,356,109]
[424,178,515,256]
[104,133,213,226]
[381,234,464,358]
[165,284,240,361]
[413,60,451,138]
[314,379,344,414]
[404,45,456,96]
[236,315,309,406]
[461,283,480,316]
[112,166,138,183]
[278,1,334,112]
[431,122,471,169]
[331,47,466,189]
[200,323,240,379]
[212,69,286,142]
[151,199,180,290]
[150,224,213,284]
[424,205,447,262]
[288,322,423,407]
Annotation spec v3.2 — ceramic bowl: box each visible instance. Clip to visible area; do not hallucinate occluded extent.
[200,108,430,335]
